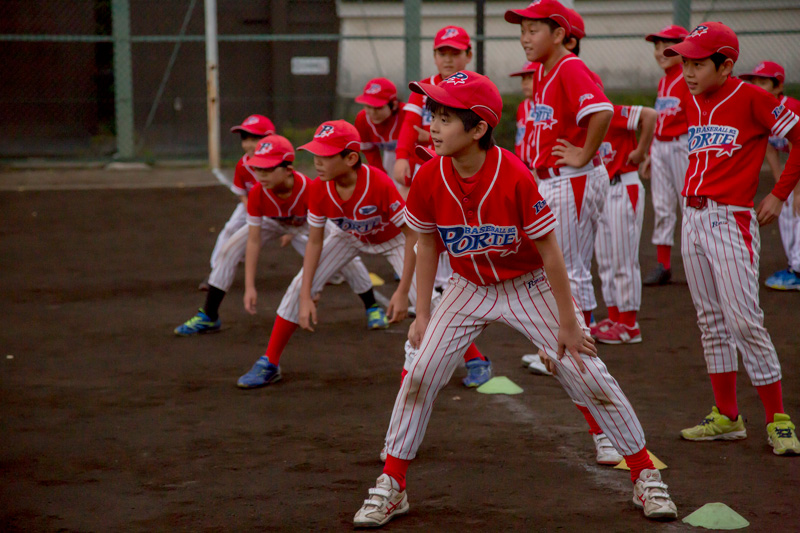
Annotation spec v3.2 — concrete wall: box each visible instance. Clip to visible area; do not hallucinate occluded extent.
[337,0,800,97]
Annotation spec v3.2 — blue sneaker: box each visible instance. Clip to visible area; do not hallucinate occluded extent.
[366,305,389,330]
[462,358,492,388]
[174,309,221,336]
[765,268,800,290]
[237,357,282,389]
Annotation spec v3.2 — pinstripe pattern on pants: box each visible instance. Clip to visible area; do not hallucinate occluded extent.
[537,165,609,311]
[276,229,416,323]
[210,202,248,269]
[681,200,782,385]
[384,270,646,461]
[595,172,645,312]
[650,137,689,247]
[778,191,800,272]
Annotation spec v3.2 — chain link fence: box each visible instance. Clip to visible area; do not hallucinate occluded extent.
[1,0,798,162]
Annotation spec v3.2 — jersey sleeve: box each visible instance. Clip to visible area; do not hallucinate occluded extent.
[404,164,437,233]
[610,105,642,132]
[384,177,407,228]
[246,185,263,226]
[518,172,557,240]
[395,92,425,160]
[751,87,800,200]
[306,180,328,228]
[231,159,248,196]
[563,62,613,127]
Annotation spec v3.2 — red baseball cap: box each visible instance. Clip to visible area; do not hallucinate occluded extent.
[298,120,361,157]
[355,78,398,107]
[567,8,585,39]
[664,22,739,63]
[434,25,471,51]
[248,135,295,169]
[645,24,689,42]
[230,114,275,136]
[740,61,785,83]
[415,145,436,163]
[409,70,502,128]
[509,61,539,77]
[504,0,572,34]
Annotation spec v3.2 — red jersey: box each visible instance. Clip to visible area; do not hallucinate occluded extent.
[232,154,259,197]
[515,98,534,166]
[246,170,310,228]
[526,54,613,172]
[654,64,690,140]
[405,146,557,286]
[769,95,800,153]
[682,77,800,205]
[396,74,442,169]
[354,106,405,173]
[307,165,405,245]
[599,105,643,178]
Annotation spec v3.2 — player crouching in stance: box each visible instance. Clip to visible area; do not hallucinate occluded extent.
[664,23,800,454]
[353,71,677,528]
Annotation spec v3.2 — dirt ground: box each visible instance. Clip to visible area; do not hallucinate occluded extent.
[2,167,798,532]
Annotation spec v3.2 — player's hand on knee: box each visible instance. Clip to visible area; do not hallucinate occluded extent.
[756,193,783,226]
[408,316,428,349]
[279,234,293,247]
[556,319,596,374]
[243,287,258,315]
[387,291,408,323]
[393,159,411,187]
[298,297,317,332]
[539,348,558,375]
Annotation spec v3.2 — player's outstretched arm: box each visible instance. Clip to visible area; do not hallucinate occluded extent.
[408,231,438,349]
[243,224,263,315]
[387,225,417,323]
[535,232,597,373]
[628,107,657,166]
[552,110,612,168]
[298,225,325,331]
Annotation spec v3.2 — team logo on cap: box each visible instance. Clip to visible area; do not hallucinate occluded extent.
[365,83,381,95]
[438,224,520,257]
[688,125,741,157]
[255,142,273,155]
[527,0,543,7]
[243,116,259,126]
[442,27,459,40]
[315,125,335,138]
[529,104,558,130]
[444,72,469,85]
[687,25,708,39]
[755,62,767,72]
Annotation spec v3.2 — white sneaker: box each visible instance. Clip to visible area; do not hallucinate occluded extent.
[592,433,623,465]
[521,354,552,376]
[632,469,678,520]
[354,474,409,528]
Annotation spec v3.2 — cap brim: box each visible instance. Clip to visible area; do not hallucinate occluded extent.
[297,140,344,157]
[509,68,537,77]
[433,40,469,51]
[645,33,684,43]
[230,125,275,135]
[664,40,711,59]
[504,9,527,24]
[415,145,436,163]
[248,154,293,169]
[355,94,391,107]
[739,72,780,81]
[408,81,468,112]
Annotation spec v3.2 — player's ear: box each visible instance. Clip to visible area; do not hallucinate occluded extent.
[553,26,566,45]
[344,151,360,167]
[471,121,488,141]
[465,48,473,61]
[719,58,734,76]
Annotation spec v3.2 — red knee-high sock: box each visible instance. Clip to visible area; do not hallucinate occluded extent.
[583,311,593,327]
[625,447,655,483]
[755,381,784,424]
[656,245,671,270]
[462,343,486,362]
[618,311,637,328]
[607,306,620,323]
[709,372,739,421]
[383,454,412,491]
[264,316,298,366]
[576,404,603,435]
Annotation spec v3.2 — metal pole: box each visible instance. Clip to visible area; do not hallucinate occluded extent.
[204,0,221,170]
[476,0,485,74]
[404,0,421,88]
[111,0,135,159]
[673,0,692,30]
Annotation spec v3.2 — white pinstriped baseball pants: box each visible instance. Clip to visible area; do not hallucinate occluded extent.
[650,137,689,247]
[277,229,416,323]
[537,165,610,312]
[384,270,647,460]
[778,192,800,272]
[681,200,781,385]
[595,172,645,312]
[210,202,248,269]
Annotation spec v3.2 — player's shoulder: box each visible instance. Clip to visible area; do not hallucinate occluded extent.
[365,164,394,186]
[354,109,368,125]
[783,95,800,114]
[496,146,534,178]
[734,78,773,100]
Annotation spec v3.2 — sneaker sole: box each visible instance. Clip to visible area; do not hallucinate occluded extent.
[768,437,800,455]
[236,374,282,389]
[631,498,678,520]
[528,363,552,376]
[680,430,747,441]
[173,326,222,337]
[354,504,409,528]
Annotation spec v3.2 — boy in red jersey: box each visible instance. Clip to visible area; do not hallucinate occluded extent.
[510,61,538,166]
[641,25,690,286]
[352,71,677,528]
[354,77,405,179]
[740,61,800,290]
[664,22,800,455]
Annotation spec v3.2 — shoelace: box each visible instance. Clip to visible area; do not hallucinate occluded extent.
[699,416,715,426]
[774,426,794,439]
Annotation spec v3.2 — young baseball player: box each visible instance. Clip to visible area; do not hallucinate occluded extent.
[174,134,380,336]
[354,77,405,178]
[236,121,491,389]
[353,71,678,528]
[641,25,690,286]
[512,0,613,327]
[740,61,800,290]
[664,23,800,455]
[592,104,657,344]
[510,61,537,167]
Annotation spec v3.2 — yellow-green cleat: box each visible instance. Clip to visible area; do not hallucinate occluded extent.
[766,414,800,456]
[680,406,747,441]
